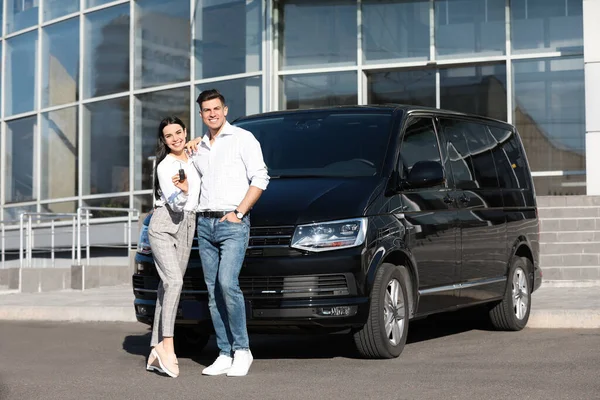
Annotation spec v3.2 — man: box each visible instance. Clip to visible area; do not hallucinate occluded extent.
[186,89,269,377]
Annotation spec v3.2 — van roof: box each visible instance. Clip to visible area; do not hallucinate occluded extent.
[233,104,514,128]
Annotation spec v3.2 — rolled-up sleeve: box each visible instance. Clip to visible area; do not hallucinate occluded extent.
[157,162,188,212]
[241,133,270,191]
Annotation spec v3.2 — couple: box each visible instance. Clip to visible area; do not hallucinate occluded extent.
[145,89,269,378]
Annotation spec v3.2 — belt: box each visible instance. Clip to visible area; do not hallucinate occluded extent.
[197,210,234,218]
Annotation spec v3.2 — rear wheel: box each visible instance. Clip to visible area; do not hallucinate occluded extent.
[353,263,410,359]
[174,326,210,356]
[489,256,532,330]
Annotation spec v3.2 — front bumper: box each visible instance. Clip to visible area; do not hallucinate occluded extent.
[133,296,370,330]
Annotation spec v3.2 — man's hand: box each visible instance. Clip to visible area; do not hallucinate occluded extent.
[184,137,203,153]
[219,212,242,223]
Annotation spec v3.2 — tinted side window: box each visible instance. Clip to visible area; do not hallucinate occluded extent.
[399,117,441,179]
[488,127,529,189]
[440,118,500,189]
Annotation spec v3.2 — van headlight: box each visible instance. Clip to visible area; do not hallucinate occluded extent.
[291,218,367,252]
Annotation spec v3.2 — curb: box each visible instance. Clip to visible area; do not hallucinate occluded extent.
[1,306,599,328]
[527,310,600,329]
[0,306,137,323]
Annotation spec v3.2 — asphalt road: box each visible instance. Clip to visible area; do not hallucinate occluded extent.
[1,314,598,400]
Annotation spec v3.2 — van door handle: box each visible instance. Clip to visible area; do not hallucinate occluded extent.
[443,195,454,204]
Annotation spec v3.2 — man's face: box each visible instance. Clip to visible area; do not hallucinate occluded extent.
[200,98,228,132]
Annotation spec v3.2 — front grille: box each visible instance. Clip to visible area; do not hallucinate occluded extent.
[189,225,295,257]
[133,274,350,299]
[248,226,294,248]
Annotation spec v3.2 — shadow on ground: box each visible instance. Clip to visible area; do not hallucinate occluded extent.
[122,306,495,363]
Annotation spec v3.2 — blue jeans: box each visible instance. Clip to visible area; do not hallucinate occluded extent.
[197,215,250,357]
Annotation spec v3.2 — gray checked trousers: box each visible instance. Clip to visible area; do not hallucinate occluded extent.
[147,206,195,347]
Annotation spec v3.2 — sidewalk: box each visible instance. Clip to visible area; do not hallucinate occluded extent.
[0,283,598,328]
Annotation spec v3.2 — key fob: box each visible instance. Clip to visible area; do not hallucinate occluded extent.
[178,169,186,181]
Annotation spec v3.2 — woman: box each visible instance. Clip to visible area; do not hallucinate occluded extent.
[145,116,200,378]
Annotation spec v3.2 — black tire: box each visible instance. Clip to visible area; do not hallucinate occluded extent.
[489,256,532,331]
[174,326,210,356]
[353,263,410,359]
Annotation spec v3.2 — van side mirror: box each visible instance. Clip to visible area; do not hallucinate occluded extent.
[404,160,445,189]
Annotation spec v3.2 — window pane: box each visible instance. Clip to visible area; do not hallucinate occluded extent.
[44,0,79,22]
[4,205,36,221]
[363,0,430,63]
[235,111,392,177]
[41,107,78,200]
[6,31,38,117]
[134,87,190,191]
[281,72,357,110]
[368,69,435,107]
[440,63,507,121]
[488,127,529,189]
[135,0,190,89]
[83,4,130,98]
[533,174,585,196]
[83,98,130,195]
[134,194,154,214]
[511,0,583,54]
[195,76,262,131]
[460,121,499,188]
[41,201,77,213]
[400,118,441,179]
[439,119,477,188]
[435,0,505,58]
[280,0,356,69]
[513,57,585,174]
[86,0,116,8]
[42,18,80,108]
[6,0,39,34]
[195,0,262,79]
[6,117,37,203]
[82,196,130,217]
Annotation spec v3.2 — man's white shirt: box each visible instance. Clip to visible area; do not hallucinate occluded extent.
[191,121,269,212]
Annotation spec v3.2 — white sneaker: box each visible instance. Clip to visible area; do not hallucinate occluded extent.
[227,350,253,377]
[202,355,233,376]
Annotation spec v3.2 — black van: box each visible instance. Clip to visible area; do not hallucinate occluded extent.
[133,105,541,359]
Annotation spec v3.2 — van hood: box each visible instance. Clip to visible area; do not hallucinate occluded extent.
[250,177,385,226]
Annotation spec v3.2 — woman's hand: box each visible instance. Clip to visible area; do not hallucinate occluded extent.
[184,137,202,153]
[172,173,189,194]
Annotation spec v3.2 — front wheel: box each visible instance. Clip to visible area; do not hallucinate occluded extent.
[353,263,410,359]
[489,256,532,330]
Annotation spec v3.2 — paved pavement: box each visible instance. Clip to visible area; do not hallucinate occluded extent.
[1,321,598,400]
[0,282,598,328]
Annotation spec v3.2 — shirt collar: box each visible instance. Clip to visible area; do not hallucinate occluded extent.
[201,121,234,147]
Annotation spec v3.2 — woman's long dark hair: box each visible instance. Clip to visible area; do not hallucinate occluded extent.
[154,116,187,200]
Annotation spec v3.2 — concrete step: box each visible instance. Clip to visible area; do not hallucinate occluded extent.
[540,218,600,232]
[540,242,600,255]
[541,266,600,281]
[538,206,600,219]
[540,231,600,243]
[540,253,600,267]
[537,195,600,207]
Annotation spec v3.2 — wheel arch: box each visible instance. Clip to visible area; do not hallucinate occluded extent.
[380,250,418,319]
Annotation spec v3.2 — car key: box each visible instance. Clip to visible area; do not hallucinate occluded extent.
[178,169,186,182]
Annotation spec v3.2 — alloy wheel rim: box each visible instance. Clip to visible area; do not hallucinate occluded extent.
[384,278,405,345]
[512,267,529,320]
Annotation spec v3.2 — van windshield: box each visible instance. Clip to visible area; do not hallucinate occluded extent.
[234,110,394,178]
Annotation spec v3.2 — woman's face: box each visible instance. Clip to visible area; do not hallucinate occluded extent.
[162,123,186,153]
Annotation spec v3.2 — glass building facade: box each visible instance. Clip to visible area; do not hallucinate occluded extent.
[0,0,587,221]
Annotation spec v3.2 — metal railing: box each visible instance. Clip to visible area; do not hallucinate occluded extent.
[18,213,78,270]
[76,207,140,267]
